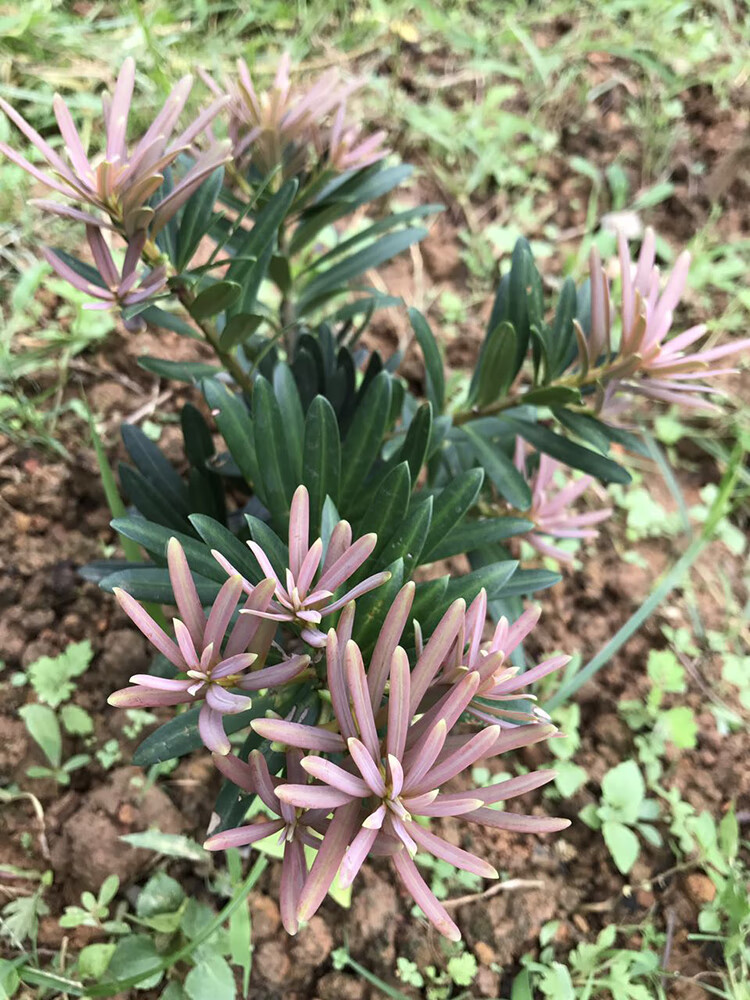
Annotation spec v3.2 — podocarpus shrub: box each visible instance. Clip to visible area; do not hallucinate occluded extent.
[3,56,747,939]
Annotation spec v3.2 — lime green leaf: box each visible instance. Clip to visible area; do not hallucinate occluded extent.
[602,820,640,874]
[19,704,61,769]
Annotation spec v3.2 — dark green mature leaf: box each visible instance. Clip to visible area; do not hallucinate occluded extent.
[409,308,445,414]
[549,277,578,377]
[190,515,263,585]
[99,567,220,604]
[493,567,561,597]
[522,386,581,407]
[290,164,415,253]
[378,495,432,579]
[351,559,404,656]
[138,305,201,338]
[410,576,449,626]
[176,167,224,270]
[297,228,427,312]
[340,371,392,508]
[460,424,532,510]
[475,321,518,406]
[301,205,442,277]
[393,403,432,484]
[427,516,534,561]
[443,560,518,606]
[188,281,242,320]
[504,417,632,484]
[138,357,220,382]
[553,408,648,457]
[420,468,484,562]
[218,313,264,351]
[252,376,295,528]
[357,462,411,557]
[225,180,298,300]
[246,515,289,579]
[273,363,305,476]
[119,465,189,532]
[303,397,341,532]
[121,424,189,514]
[202,380,261,492]
[181,403,215,468]
[187,467,227,524]
[132,697,272,766]
[111,517,223,581]
[508,238,534,373]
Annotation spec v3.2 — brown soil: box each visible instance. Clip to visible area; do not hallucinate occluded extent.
[1,39,749,1000]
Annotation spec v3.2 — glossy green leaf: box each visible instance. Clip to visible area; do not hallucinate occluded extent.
[549,277,578,377]
[521,385,581,407]
[409,308,445,413]
[298,228,427,312]
[202,380,261,493]
[273,363,305,477]
[111,517,223,581]
[176,167,224,271]
[119,465,190,532]
[121,424,189,514]
[246,515,289,579]
[474,321,517,405]
[181,403,216,468]
[99,566,220,604]
[504,417,631,484]
[420,468,485,562]
[428,516,533,561]
[290,165,414,253]
[303,396,341,532]
[442,559,518,606]
[378,495,432,578]
[132,696,271,766]
[340,371,392,508]
[189,514,263,586]
[252,376,295,527]
[493,567,561,597]
[218,313,263,351]
[393,402,432,485]
[138,357,221,382]
[188,281,242,320]
[460,425,531,509]
[351,558,404,656]
[410,576,449,626]
[225,180,298,309]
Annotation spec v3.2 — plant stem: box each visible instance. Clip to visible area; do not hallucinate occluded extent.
[174,285,256,396]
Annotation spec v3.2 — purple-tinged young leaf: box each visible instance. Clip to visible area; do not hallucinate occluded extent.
[409,599,466,714]
[344,641,379,760]
[386,647,411,760]
[464,809,571,833]
[113,587,183,667]
[347,737,386,797]
[300,757,370,798]
[277,784,354,811]
[391,849,461,941]
[205,818,285,851]
[296,801,360,924]
[410,725,500,794]
[166,537,205,646]
[368,581,415,706]
[407,823,498,879]
[250,718,345,754]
